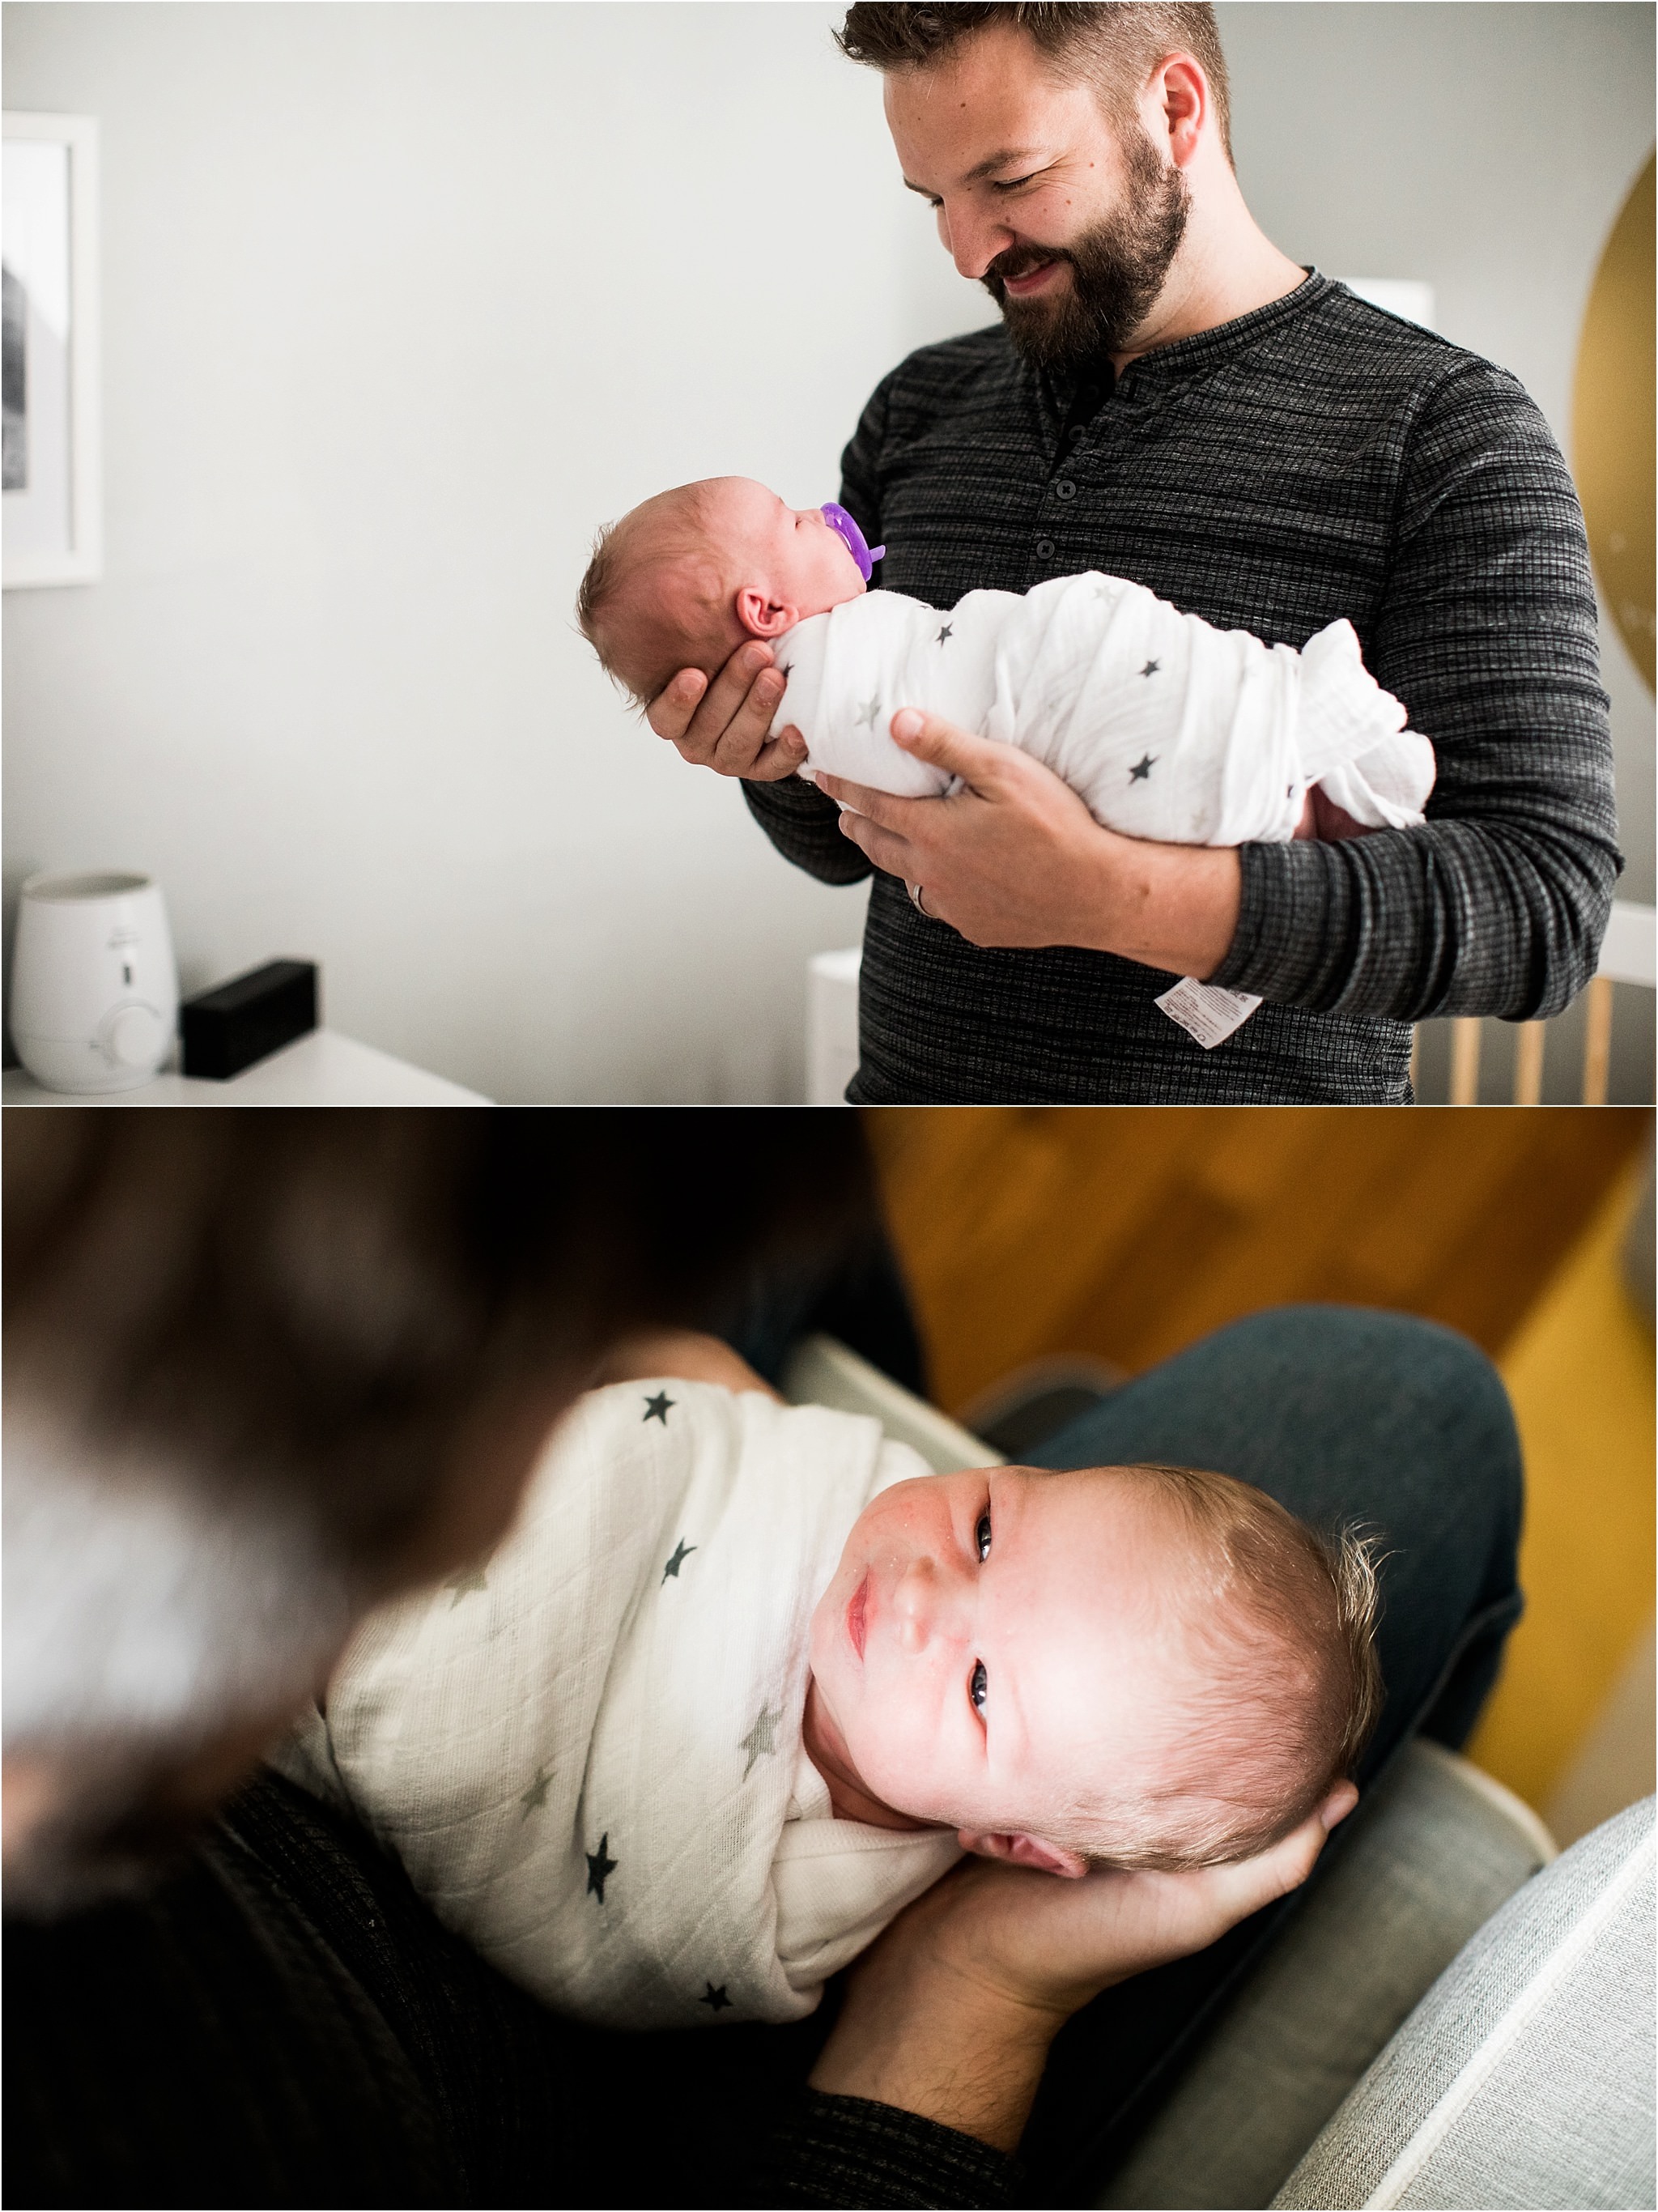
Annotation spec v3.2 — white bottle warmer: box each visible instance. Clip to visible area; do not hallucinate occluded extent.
[10,871,180,1093]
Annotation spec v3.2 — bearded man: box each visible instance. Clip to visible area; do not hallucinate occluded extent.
[648,2,1618,1104]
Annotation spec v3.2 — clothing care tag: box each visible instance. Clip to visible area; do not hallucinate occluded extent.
[1154,976,1264,1049]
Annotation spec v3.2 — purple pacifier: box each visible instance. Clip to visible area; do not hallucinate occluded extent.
[821,501,885,581]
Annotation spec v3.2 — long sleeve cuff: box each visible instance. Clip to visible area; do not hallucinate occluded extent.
[750,2091,1023,2210]
[1209,837,1349,1008]
[1209,822,1613,1023]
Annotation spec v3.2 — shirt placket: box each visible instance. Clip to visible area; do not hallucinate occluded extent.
[1032,368,1118,581]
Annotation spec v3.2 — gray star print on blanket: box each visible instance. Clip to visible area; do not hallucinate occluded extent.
[586,1834,617,1903]
[272,1378,960,2030]
[740,1705,781,1779]
[767,571,1433,849]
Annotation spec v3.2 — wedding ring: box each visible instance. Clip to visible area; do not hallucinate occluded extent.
[908,882,929,917]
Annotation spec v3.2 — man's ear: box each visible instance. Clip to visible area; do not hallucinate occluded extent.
[1151,55,1207,168]
[957,1829,1090,1878]
[735,587,799,639]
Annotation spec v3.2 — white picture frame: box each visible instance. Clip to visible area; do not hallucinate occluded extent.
[3,111,101,588]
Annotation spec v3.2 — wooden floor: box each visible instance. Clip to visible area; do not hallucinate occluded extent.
[865,1107,1652,1414]
[1470,1159,1656,1822]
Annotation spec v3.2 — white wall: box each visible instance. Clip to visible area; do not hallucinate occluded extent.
[2,2,990,1100]
[3,2,1652,1100]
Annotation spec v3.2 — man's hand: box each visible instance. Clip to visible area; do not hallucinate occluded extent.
[818,709,1244,980]
[645,641,809,782]
[809,1787,1355,2154]
[590,1328,780,1402]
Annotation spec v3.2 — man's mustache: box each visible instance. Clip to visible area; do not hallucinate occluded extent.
[983,244,1071,293]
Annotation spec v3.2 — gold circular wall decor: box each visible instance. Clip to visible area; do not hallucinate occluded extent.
[1573,151,1655,693]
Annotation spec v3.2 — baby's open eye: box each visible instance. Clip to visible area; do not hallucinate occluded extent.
[976,1509,992,1563]
[969,1660,988,1713]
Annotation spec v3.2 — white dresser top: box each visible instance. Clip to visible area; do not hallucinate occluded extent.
[2,1028,490,1105]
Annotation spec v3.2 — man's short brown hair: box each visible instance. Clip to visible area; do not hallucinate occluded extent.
[836,3,1233,164]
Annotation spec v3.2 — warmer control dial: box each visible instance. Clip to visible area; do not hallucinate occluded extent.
[97,1002,166,1070]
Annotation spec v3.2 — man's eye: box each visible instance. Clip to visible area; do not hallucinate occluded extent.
[976,1510,993,1563]
[970,1659,988,1712]
[991,173,1038,194]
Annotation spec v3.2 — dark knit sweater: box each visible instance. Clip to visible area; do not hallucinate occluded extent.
[5,1771,1016,2210]
[744,274,1619,1102]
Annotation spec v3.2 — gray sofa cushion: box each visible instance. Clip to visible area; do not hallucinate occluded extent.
[1273,1794,1656,2210]
[1092,1743,1553,2210]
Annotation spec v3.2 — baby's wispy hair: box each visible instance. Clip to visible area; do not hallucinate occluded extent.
[1057,1464,1385,1871]
[574,484,737,710]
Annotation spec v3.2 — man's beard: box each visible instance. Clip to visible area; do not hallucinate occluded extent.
[984,125,1190,371]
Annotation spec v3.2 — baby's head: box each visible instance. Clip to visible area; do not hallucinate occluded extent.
[805,1461,1381,1875]
[575,477,868,707]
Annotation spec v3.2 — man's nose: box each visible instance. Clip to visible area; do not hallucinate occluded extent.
[936,198,1012,283]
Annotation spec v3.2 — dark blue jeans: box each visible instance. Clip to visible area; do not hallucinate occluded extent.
[1016,1304,1524,2199]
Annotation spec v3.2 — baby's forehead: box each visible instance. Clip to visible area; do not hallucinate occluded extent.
[618,477,767,564]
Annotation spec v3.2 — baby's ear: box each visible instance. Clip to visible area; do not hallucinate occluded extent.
[735,586,798,639]
[957,1830,1090,1878]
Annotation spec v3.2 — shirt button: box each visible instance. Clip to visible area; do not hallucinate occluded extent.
[1036,538,1056,558]
[1054,480,1077,500]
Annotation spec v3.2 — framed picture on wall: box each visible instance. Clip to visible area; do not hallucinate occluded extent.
[3,111,100,588]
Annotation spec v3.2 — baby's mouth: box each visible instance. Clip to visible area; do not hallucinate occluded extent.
[847,1572,869,1661]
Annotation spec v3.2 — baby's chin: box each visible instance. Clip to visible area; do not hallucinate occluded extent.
[796,576,866,622]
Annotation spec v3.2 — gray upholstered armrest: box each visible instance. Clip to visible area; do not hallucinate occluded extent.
[1273,1794,1655,2211]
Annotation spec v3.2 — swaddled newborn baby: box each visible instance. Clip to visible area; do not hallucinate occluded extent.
[275,1336,1380,2031]
[576,476,1436,847]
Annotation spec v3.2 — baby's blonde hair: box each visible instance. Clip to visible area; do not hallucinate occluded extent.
[575,483,744,708]
[1061,1465,1384,1870]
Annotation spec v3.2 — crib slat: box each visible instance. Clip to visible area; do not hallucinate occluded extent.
[1513,1022,1545,1105]
[1449,1018,1482,1104]
[1581,976,1614,1104]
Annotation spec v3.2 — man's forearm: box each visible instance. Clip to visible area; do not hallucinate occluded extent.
[810,1953,1059,2155]
[1209,819,1618,1020]
[1076,833,1243,980]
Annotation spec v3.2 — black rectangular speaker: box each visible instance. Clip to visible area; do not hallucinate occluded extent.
[180,959,319,1080]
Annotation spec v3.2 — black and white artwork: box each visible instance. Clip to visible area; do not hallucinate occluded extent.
[2,114,100,586]
[2,263,26,491]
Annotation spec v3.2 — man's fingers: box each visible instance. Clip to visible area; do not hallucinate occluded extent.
[890,707,1010,784]
[1212,1809,1336,1918]
[684,644,780,762]
[644,668,708,742]
[838,808,915,878]
[818,773,930,833]
[742,727,811,782]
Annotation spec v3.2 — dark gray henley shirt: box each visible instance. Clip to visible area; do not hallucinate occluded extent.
[743,274,1620,1103]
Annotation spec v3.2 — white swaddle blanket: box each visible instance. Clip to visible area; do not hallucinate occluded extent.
[273,1380,961,2030]
[767,573,1435,844]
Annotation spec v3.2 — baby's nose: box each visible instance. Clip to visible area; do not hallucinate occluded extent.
[892,1558,954,1650]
